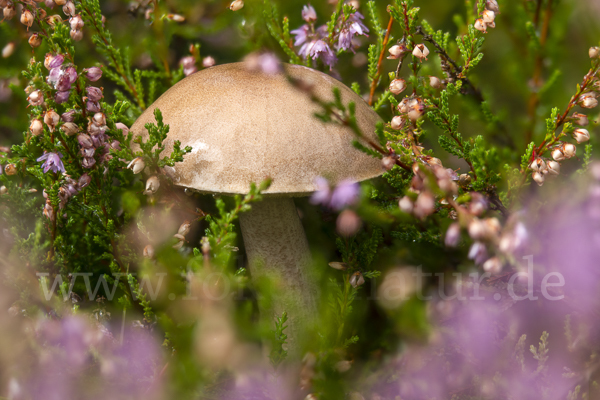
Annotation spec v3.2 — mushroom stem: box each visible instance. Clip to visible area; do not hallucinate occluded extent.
[239,197,317,351]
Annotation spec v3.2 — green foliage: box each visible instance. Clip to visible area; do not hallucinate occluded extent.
[269,312,289,369]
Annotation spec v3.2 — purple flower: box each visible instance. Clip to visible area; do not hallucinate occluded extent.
[329,179,360,210]
[61,110,76,122]
[348,12,368,35]
[468,241,488,264]
[291,24,310,47]
[336,11,369,53]
[48,54,64,69]
[54,90,70,104]
[302,4,317,22]
[37,152,65,174]
[83,66,102,81]
[338,29,353,51]
[82,157,96,169]
[308,39,338,67]
[78,173,91,188]
[86,101,101,112]
[310,176,331,206]
[85,86,103,101]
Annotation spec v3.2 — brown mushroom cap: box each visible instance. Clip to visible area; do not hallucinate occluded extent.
[130,62,383,195]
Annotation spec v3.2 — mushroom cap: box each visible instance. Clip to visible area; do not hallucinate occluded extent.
[130,62,383,196]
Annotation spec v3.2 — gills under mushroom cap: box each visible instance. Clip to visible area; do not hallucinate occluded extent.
[130,62,383,195]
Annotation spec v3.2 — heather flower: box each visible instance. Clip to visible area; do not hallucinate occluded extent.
[336,209,361,237]
[310,176,331,206]
[244,52,281,75]
[337,11,368,52]
[86,86,103,101]
[37,152,65,173]
[468,240,488,264]
[83,66,102,81]
[55,90,70,104]
[330,179,360,210]
[202,56,216,68]
[444,222,461,247]
[61,109,76,122]
[301,4,316,23]
[86,100,101,112]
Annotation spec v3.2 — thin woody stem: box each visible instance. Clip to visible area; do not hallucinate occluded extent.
[368,17,394,106]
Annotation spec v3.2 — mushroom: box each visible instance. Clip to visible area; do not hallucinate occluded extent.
[130,62,383,348]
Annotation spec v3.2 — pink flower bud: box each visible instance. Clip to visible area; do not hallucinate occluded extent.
[55,90,71,104]
[486,0,499,13]
[30,119,43,136]
[445,222,461,247]
[414,191,435,219]
[27,90,44,106]
[474,19,487,33]
[60,122,78,136]
[429,76,442,89]
[572,112,588,126]
[115,122,129,135]
[336,209,362,237]
[389,78,406,95]
[29,33,42,48]
[573,128,590,143]
[579,94,598,109]
[398,196,413,213]
[551,147,565,161]
[381,156,396,171]
[202,56,215,68]
[3,4,16,20]
[61,109,76,122]
[69,14,83,29]
[483,257,502,274]
[532,171,545,186]
[562,143,576,158]
[143,245,155,259]
[349,271,365,288]
[229,0,244,11]
[590,46,600,58]
[78,173,91,188]
[20,9,34,28]
[44,109,60,132]
[92,112,106,127]
[85,86,103,102]
[529,157,546,172]
[2,42,15,58]
[77,134,93,148]
[84,67,102,81]
[412,44,429,60]
[301,4,316,22]
[70,28,83,41]
[63,1,75,16]
[390,115,404,130]
[387,44,407,59]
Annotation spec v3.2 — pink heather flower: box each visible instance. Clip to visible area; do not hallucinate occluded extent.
[330,179,360,210]
[83,66,102,81]
[308,39,337,67]
[291,25,310,48]
[86,101,101,112]
[85,86,103,101]
[55,90,70,104]
[37,152,65,173]
[61,110,76,122]
[301,4,317,22]
[310,176,331,206]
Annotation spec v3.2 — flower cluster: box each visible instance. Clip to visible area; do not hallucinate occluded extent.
[291,4,369,68]
[474,0,499,33]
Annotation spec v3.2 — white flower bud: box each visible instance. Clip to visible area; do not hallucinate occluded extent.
[532,171,545,186]
[69,14,84,30]
[143,176,160,195]
[44,110,60,132]
[0,186,6,195]
[551,147,565,161]
[547,160,560,175]
[166,13,185,22]
[70,28,83,41]
[63,1,75,16]
[413,191,435,219]
[474,19,487,33]
[381,156,396,171]
[328,262,348,271]
[412,44,429,60]
[143,244,155,259]
[573,128,590,143]
[572,112,588,126]
[562,143,576,158]
[2,42,15,58]
[398,196,413,213]
[590,46,600,59]
[579,94,598,109]
[28,90,43,106]
[429,75,442,89]
[482,9,495,24]
[92,112,106,127]
[177,220,191,236]
[483,257,502,274]
[127,157,145,174]
[30,119,43,136]
[390,115,404,130]
[387,44,404,59]
[60,122,79,136]
[229,0,244,11]
[20,9,34,28]
[529,157,546,172]
[349,271,365,288]
[468,218,486,240]
[487,20,496,29]
[389,78,406,95]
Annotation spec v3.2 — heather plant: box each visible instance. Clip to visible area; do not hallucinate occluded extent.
[1,0,600,399]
